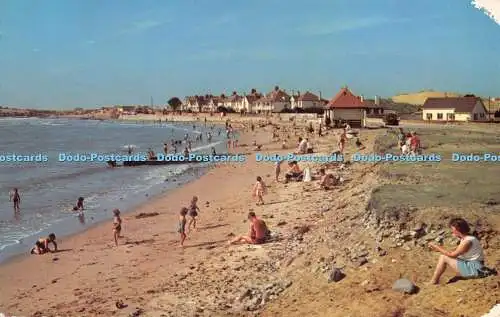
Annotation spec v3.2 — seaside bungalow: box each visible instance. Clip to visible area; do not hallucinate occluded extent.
[324,86,367,127]
[290,91,323,109]
[254,86,291,113]
[422,95,488,121]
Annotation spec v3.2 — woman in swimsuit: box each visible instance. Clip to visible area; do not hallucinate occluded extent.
[113,209,122,247]
[187,196,200,233]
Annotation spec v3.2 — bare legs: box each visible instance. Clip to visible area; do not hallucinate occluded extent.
[114,229,121,247]
[228,235,253,245]
[430,254,460,284]
[187,217,197,234]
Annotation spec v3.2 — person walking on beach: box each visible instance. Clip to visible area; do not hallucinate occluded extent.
[113,209,122,247]
[9,188,20,212]
[338,131,347,153]
[178,207,188,247]
[187,196,200,233]
[253,176,267,205]
[275,160,283,182]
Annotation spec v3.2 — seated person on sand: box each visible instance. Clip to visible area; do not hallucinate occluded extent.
[228,212,270,245]
[306,139,314,153]
[296,137,308,154]
[285,161,304,182]
[428,217,487,285]
[31,233,58,255]
[318,168,339,190]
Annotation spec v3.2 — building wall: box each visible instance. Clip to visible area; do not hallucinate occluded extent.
[422,109,456,121]
[325,108,366,127]
[422,101,488,121]
[471,101,488,120]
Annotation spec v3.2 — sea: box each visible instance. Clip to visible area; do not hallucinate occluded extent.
[0,118,228,262]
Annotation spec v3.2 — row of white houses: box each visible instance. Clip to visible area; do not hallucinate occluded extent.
[181,86,328,113]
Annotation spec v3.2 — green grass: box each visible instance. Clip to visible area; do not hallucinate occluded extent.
[371,127,500,213]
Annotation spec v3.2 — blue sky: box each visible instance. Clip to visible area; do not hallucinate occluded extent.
[0,0,499,109]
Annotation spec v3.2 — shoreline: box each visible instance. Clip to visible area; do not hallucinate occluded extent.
[0,117,272,316]
[0,118,226,264]
[0,165,208,265]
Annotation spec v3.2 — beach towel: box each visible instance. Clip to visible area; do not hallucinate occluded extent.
[303,167,312,182]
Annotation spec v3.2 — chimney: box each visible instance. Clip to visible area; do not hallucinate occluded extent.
[319,91,322,100]
[360,95,364,102]
[375,95,380,105]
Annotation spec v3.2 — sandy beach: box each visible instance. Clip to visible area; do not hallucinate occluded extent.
[0,116,498,317]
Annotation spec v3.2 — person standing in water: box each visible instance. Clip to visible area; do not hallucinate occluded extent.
[9,188,20,212]
[76,197,84,210]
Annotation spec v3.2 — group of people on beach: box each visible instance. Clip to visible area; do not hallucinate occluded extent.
[397,128,421,155]
[14,118,496,291]
[177,196,201,247]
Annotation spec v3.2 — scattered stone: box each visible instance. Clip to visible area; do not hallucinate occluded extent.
[277,221,287,226]
[355,257,368,267]
[328,268,346,283]
[392,278,418,294]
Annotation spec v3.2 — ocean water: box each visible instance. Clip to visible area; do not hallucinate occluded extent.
[0,118,227,262]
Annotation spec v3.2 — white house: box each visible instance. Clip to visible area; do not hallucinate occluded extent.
[254,86,291,113]
[290,91,323,109]
[422,96,488,121]
[324,86,367,127]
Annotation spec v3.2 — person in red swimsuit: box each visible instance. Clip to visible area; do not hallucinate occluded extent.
[228,212,270,245]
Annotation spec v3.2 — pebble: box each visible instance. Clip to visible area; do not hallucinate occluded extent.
[392,278,418,294]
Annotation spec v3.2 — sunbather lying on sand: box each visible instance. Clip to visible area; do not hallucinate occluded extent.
[228,212,270,245]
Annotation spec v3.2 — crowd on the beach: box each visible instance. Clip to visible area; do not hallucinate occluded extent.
[9,118,495,291]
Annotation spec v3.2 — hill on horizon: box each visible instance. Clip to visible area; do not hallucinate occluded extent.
[391,90,462,106]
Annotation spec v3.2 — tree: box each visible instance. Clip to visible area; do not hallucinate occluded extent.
[251,88,257,94]
[167,97,182,111]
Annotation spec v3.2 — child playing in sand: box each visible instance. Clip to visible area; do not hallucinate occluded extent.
[187,196,200,233]
[30,233,57,255]
[253,176,267,205]
[112,209,122,247]
[178,207,188,247]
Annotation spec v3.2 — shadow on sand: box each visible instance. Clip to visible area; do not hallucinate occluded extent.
[183,240,227,249]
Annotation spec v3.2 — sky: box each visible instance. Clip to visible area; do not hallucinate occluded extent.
[0,0,499,109]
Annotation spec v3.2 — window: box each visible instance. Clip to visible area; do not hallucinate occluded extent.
[480,113,485,118]
[437,113,443,119]
[426,113,433,120]
[446,113,455,120]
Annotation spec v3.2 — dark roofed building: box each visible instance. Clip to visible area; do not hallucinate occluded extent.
[422,96,488,121]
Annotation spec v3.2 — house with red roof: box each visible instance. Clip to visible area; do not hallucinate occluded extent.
[422,95,488,121]
[290,91,324,109]
[324,86,368,127]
